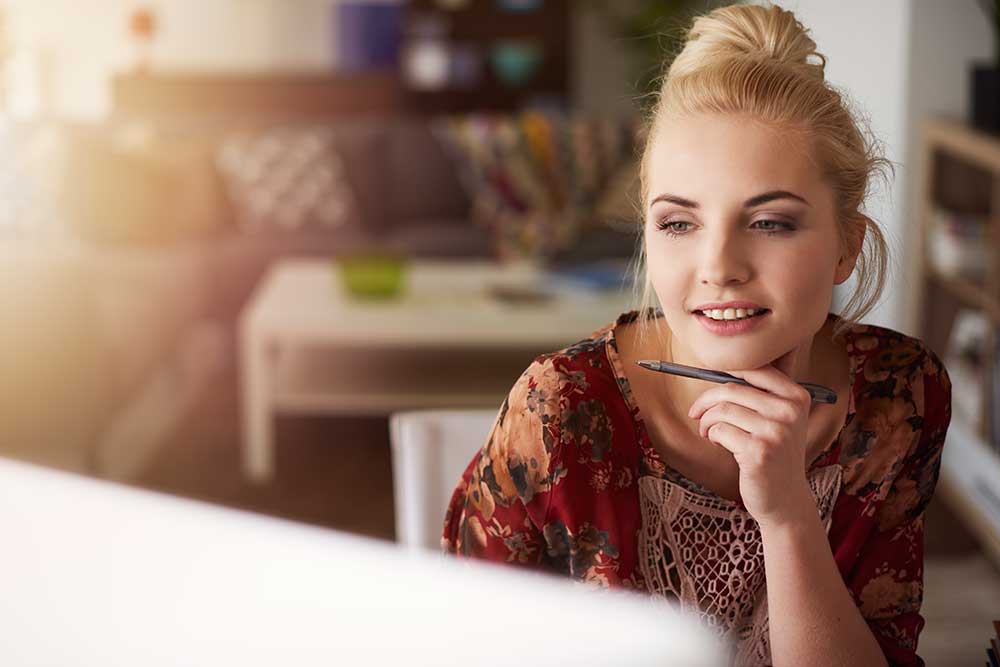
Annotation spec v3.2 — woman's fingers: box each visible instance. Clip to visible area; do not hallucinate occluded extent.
[697,401,766,439]
[686,346,815,525]
[724,366,812,405]
[703,421,751,457]
[688,382,796,423]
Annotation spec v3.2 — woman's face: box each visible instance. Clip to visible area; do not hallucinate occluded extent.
[644,112,855,372]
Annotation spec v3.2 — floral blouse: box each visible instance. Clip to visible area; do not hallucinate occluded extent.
[442,309,952,667]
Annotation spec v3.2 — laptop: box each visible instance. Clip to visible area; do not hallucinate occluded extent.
[0,455,725,666]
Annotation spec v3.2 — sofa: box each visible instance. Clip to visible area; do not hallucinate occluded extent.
[0,111,640,476]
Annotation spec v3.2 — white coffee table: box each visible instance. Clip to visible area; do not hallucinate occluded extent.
[239,257,634,482]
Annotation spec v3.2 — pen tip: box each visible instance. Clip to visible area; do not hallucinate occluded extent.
[636,360,655,370]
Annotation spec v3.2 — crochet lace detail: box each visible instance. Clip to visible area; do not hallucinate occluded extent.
[637,464,843,667]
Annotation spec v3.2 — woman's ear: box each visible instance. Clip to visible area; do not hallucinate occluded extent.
[834,215,867,285]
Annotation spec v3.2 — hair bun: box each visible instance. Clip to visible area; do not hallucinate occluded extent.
[669,3,826,81]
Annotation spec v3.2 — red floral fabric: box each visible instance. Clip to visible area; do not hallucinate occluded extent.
[442,310,952,667]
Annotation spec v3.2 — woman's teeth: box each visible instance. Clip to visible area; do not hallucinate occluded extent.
[697,308,765,321]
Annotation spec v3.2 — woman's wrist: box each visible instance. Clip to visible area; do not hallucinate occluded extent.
[755,482,819,534]
[757,510,822,543]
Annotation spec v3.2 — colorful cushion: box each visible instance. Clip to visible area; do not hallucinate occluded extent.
[432,111,639,258]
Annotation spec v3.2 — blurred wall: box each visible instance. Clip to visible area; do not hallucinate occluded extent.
[571,5,637,118]
[0,0,636,120]
[0,0,370,118]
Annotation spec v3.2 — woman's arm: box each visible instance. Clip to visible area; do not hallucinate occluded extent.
[687,343,951,666]
[760,510,887,667]
[442,357,563,567]
[688,348,883,664]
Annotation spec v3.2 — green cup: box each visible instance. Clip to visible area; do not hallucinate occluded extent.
[336,253,408,299]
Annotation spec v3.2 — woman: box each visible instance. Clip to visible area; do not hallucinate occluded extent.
[441,4,952,666]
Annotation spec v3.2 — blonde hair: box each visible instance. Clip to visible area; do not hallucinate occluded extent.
[627,1,893,348]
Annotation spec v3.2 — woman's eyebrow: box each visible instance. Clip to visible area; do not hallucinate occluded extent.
[648,190,811,210]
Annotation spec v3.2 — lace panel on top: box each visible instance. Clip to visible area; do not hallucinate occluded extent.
[637,464,843,667]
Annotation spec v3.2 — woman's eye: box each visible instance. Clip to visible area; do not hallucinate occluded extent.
[654,220,692,236]
[654,218,795,237]
[753,219,795,234]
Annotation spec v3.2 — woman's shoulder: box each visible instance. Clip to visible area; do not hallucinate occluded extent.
[489,312,636,477]
[839,318,952,500]
[845,318,950,402]
[518,311,632,400]
[442,314,639,559]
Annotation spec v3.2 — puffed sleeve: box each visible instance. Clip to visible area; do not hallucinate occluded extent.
[847,347,952,667]
[441,357,564,569]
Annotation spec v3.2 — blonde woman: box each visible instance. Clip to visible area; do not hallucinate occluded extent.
[442,4,951,666]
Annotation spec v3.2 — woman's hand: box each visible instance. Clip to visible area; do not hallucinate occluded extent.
[686,347,817,529]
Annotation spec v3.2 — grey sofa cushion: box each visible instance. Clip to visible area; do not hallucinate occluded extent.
[380,117,471,230]
[384,219,493,259]
[326,119,390,235]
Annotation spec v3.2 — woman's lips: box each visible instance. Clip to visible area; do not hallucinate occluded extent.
[693,309,770,335]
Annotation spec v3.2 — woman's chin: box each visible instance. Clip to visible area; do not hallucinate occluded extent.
[692,350,776,372]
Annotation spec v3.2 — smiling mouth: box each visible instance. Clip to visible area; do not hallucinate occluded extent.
[692,308,771,321]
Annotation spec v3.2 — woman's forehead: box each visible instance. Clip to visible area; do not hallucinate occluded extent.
[645,115,825,203]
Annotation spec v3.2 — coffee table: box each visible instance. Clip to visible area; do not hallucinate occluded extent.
[239,257,634,482]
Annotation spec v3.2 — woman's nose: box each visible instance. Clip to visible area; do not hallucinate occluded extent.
[697,234,750,285]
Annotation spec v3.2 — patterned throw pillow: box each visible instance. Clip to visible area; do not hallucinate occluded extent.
[216,125,358,231]
[431,111,639,259]
[432,111,636,220]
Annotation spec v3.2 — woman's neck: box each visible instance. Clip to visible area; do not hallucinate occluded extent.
[640,314,825,426]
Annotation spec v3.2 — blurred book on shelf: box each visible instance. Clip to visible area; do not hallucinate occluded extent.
[945,308,989,432]
[335,2,404,73]
[401,0,569,113]
[928,206,990,282]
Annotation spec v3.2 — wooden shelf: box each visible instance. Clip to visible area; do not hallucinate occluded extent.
[402,0,570,113]
[111,72,404,118]
[926,265,1000,324]
[923,117,1000,172]
[916,116,1000,568]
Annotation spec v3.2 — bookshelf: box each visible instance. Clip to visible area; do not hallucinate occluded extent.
[401,0,570,114]
[913,117,1000,567]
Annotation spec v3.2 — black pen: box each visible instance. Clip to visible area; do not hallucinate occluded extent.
[636,360,838,405]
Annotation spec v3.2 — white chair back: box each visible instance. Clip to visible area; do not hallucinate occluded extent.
[389,408,498,552]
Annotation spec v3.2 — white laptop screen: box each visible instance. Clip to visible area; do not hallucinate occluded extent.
[0,456,725,666]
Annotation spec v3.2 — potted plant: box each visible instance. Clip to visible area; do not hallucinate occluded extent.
[585,0,729,111]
